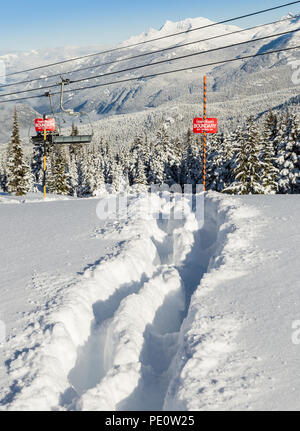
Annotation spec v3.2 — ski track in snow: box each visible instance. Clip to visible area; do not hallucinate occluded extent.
[0,192,265,411]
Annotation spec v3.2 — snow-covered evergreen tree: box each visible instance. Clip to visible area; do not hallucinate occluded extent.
[24,156,35,193]
[264,110,279,153]
[69,123,82,159]
[147,147,165,185]
[31,144,43,184]
[260,113,279,194]
[157,127,179,184]
[67,154,79,196]
[277,113,300,194]
[207,133,229,192]
[77,151,94,196]
[224,117,264,195]
[132,155,147,187]
[13,110,300,197]
[0,156,8,192]
[93,160,105,195]
[49,147,70,195]
[6,108,31,196]
[181,131,202,189]
[118,146,131,188]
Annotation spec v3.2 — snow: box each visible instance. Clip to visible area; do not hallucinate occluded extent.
[4,13,300,144]
[165,194,300,410]
[121,17,243,48]
[0,192,300,411]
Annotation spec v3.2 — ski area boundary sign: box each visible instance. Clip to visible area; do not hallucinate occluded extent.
[35,118,56,132]
[193,118,218,134]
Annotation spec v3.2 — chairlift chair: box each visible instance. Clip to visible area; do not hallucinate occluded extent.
[31,79,93,145]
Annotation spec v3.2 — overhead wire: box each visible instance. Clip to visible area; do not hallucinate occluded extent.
[0,0,299,79]
[0,27,300,99]
[0,43,299,105]
[1,13,299,90]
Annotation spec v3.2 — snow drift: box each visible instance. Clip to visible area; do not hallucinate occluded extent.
[2,191,289,411]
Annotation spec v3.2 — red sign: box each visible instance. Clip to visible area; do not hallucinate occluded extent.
[35,118,56,132]
[193,118,218,134]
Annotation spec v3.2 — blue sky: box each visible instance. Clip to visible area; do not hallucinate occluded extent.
[1,0,300,51]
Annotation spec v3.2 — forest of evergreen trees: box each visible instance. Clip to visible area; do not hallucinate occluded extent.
[0,108,299,196]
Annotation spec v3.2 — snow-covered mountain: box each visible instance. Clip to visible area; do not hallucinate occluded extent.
[0,13,300,144]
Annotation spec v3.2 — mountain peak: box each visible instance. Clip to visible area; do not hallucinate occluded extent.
[280,12,300,22]
[281,12,295,19]
[120,16,234,47]
[158,17,214,33]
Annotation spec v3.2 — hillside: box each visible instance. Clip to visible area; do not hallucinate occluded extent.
[1,14,300,144]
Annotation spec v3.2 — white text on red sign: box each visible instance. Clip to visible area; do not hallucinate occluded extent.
[35,118,56,132]
[193,118,218,134]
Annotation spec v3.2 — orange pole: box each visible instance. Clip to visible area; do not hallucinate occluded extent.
[203,75,207,192]
[43,128,46,198]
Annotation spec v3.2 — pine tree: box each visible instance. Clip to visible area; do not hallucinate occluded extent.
[264,110,278,145]
[31,144,43,183]
[128,135,143,185]
[147,146,165,185]
[181,136,202,189]
[224,117,264,195]
[132,155,147,187]
[67,154,79,196]
[49,147,70,195]
[69,123,82,158]
[24,156,34,193]
[111,158,123,192]
[76,158,86,197]
[22,112,300,197]
[224,129,240,187]
[0,156,8,192]
[6,108,30,196]
[277,113,300,194]
[260,113,279,194]
[93,161,105,195]
[77,151,95,196]
[92,149,106,195]
[207,133,228,192]
[157,127,179,185]
[118,146,131,189]
[131,134,144,156]
[146,127,178,185]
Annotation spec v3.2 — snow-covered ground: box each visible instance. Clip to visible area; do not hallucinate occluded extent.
[0,191,299,411]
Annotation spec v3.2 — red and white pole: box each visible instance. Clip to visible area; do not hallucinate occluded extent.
[203,75,207,192]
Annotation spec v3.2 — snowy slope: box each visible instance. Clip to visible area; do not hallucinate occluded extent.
[0,192,300,411]
[165,195,300,411]
[0,194,117,401]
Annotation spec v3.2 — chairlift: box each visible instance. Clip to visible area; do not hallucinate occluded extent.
[30,79,94,198]
[31,78,93,145]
